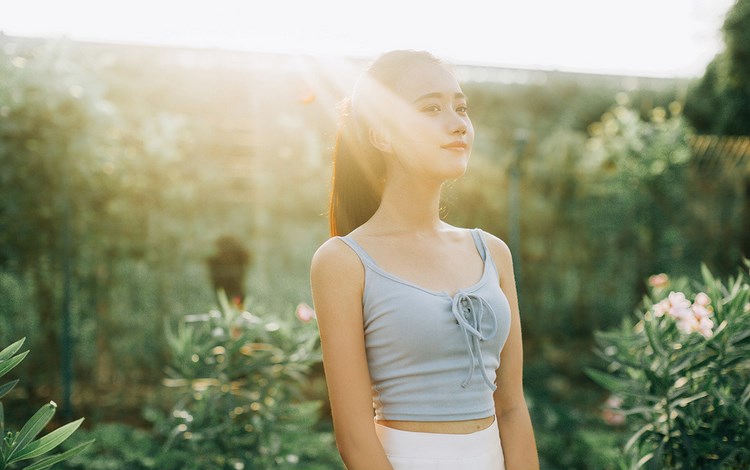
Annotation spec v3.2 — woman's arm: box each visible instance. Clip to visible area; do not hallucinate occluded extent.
[484,232,540,470]
[310,238,394,470]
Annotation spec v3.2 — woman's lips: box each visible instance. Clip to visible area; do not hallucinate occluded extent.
[441,141,468,150]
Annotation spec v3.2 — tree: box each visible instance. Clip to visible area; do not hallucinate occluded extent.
[685,0,750,135]
[0,37,186,399]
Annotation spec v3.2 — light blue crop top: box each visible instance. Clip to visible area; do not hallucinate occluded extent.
[337,228,512,421]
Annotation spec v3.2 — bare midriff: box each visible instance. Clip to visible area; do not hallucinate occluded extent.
[375,415,495,434]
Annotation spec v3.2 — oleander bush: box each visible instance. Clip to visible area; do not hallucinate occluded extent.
[586,264,750,469]
[0,338,93,470]
[150,292,343,470]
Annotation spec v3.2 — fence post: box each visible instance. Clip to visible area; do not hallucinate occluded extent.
[509,129,528,290]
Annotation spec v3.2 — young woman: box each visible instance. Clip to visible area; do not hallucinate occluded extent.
[310,50,539,470]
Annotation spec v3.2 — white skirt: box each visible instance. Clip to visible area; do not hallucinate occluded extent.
[374,416,506,470]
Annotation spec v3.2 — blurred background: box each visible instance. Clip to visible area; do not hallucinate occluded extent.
[1,0,748,468]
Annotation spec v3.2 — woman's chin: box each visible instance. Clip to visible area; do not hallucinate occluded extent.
[442,159,470,179]
[433,166,468,182]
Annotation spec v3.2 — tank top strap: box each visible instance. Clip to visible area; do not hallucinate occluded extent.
[470,228,488,262]
[337,236,376,268]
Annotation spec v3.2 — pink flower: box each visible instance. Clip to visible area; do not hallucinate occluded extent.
[676,317,697,335]
[697,317,714,339]
[652,291,715,339]
[654,299,672,318]
[602,395,625,426]
[672,307,694,323]
[653,299,670,318]
[668,292,691,312]
[648,273,670,290]
[694,292,711,308]
[605,395,623,408]
[691,304,711,320]
[296,303,316,323]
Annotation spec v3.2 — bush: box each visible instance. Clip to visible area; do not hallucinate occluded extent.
[151,292,343,470]
[56,423,160,470]
[525,358,626,470]
[0,338,93,470]
[586,264,750,469]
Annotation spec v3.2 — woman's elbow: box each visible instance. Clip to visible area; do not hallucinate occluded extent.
[335,426,381,466]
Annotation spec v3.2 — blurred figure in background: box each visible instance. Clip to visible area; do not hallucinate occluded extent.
[207,235,251,308]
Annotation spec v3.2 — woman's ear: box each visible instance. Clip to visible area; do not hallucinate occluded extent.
[369,127,392,154]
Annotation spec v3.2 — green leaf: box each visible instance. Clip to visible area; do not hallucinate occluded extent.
[11,418,84,462]
[673,392,709,408]
[729,328,750,347]
[1,401,4,440]
[0,339,26,362]
[6,402,56,462]
[621,406,657,417]
[20,439,94,470]
[0,379,19,401]
[741,381,750,407]
[584,367,637,395]
[670,354,714,376]
[626,422,655,453]
[636,451,655,468]
[642,317,665,357]
[643,368,668,393]
[0,351,29,379]
[701,264,716,291]
[648,440,665,470]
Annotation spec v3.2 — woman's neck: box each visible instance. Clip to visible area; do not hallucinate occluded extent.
[369,174,444,235]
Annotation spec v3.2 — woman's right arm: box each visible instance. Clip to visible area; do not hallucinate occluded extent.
[310,238,394,470]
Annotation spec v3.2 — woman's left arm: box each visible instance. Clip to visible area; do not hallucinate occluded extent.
[485,232,539,470]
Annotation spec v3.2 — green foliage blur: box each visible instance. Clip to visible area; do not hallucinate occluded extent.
[50,295,341,470]
[587,264,750,469]
[152,292,341,469]
[685,0,750,135]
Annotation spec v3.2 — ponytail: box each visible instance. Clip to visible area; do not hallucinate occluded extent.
[329,98,385,236]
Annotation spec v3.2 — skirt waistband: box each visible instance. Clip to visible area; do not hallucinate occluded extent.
[374,416,500,459]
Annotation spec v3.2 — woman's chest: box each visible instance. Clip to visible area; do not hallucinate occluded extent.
[362,277,511,361]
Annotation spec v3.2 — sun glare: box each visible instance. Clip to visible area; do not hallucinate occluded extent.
[0,0,735,77]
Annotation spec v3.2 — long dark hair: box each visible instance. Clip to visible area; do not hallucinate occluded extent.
[328,50,443,236]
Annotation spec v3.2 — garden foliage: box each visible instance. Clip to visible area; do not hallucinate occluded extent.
[586,265,750,469]
[685,0,750,135]
[151,292,343,470]
[0,338,92,470]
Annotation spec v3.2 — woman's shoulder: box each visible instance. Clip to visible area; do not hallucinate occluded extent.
[475,228,513,270]
[310,237,366,312]
[310,236,364,283]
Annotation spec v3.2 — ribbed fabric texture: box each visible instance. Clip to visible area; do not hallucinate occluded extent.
[338,228,512,421]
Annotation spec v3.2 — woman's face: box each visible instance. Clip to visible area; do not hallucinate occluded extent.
[376,62,474,183]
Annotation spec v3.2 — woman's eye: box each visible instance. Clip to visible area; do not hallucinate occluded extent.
[456,105,469,114]
[422,104,440,113]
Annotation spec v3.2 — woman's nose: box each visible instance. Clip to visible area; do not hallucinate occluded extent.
[452,121,467,135]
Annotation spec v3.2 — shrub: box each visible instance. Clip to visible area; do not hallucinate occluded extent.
[152,292,343,470]
[586,264,750,469]
[0,338,93,470]
[55,423,160,470]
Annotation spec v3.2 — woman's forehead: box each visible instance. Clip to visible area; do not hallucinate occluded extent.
[393,62,463,102]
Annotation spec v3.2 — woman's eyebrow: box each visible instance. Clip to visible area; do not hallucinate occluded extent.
[412,92,466,103]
